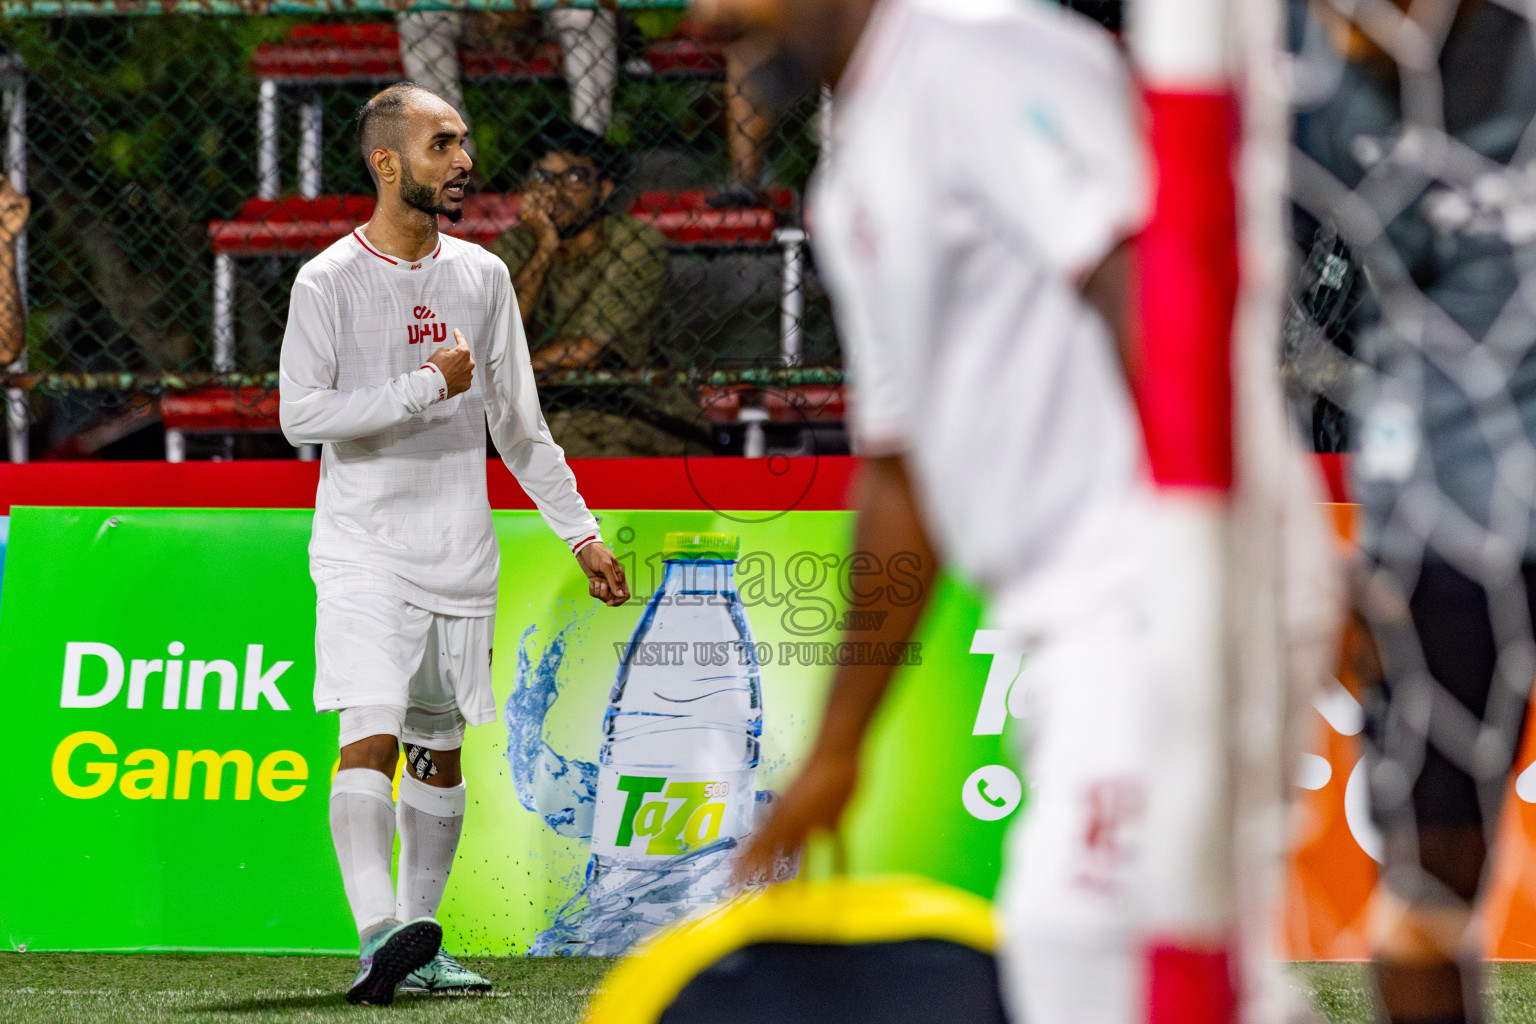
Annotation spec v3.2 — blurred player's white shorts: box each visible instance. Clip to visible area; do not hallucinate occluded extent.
[992,461,1341,1024]
[996,602,1162,1024]
[314,591,496,747]
[1001,574,1241,1024]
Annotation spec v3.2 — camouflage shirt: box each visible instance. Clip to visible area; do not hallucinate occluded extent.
[489,212,669,369]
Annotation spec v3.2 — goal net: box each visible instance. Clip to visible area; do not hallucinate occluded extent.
[1191,0,1536,1020]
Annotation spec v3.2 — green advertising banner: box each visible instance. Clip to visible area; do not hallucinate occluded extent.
[0,506,1022,955]
[0,507,351,952]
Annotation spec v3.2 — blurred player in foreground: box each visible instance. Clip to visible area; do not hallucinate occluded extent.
[278,83,628,1005]
[700,0,1192,1021]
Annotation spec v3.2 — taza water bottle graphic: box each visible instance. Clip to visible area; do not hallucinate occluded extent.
[588,531,762,903]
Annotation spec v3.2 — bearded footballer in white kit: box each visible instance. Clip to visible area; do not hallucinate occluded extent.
[278,83,629,1005]
[709,1,1206,1023]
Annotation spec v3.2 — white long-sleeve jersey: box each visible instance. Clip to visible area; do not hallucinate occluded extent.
[279,229,601,616]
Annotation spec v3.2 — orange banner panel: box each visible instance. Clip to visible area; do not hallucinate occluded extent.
[1279,502,1536,960]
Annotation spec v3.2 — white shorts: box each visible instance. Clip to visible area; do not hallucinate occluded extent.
[314,591,496,747]
[995,597,1232,1024]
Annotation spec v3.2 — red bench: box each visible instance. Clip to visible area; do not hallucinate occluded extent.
[207,189,786,258]
[255,20,727,201]
[161,379,845,461]
[159,387,285,462]
[697,385,846,426]
[252,21,725,84]
[204,187,806,388]
[162,379,843,432]
[161,388,281,434]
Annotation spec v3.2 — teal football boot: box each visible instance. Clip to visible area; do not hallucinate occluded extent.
[400,949,493,995]
[346,918,442,1006]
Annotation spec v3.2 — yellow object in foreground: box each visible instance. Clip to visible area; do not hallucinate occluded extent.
[584,875,1000,1024]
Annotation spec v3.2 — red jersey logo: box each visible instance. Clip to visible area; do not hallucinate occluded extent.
[408,306,447,344]
[408,323,447,345]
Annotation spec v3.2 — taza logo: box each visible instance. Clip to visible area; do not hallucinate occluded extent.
[610,775,728,855]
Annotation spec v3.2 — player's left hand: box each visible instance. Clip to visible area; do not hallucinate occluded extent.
[577,541,630,606]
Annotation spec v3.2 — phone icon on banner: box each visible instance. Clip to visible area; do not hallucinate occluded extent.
[962,765,1022,821]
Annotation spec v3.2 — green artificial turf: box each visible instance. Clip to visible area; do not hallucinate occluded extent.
[1294,963,1377,1023]
[0,953,611,1024]
[11,954,1536,1023]
[1297,961,1536,1024]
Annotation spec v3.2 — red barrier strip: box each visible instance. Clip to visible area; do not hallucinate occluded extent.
[0,456,859,515]
[0,454,1352,516]
[1133,90,1240,491]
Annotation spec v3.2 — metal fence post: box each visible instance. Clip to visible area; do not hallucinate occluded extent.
[6,65,27,465]
[213,252,236,372]
[258,78,279,201]
[776,227,806,368]
[299,92,323,199]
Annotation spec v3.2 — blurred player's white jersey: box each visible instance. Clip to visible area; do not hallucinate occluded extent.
[279,231,599,615]
[810,0,1152,634]
[811,2,1158,1023]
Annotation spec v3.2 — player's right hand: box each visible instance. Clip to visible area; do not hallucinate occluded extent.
[731,748,859,887]
[427,330,475,399]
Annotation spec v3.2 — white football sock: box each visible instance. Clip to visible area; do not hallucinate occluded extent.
[396,772,466,922]
[330,767,400,939]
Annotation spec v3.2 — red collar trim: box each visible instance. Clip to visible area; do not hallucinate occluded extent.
[352,230,398,266]
[351,232,444,269]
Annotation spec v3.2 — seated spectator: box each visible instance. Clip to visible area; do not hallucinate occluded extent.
[492,122,668,372]
[0,178,27,369]
[491,122,703,457]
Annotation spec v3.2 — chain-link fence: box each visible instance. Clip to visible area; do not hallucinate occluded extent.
[0,1,841,460]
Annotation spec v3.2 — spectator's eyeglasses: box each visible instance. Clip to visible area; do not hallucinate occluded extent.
[529,165,596,190]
